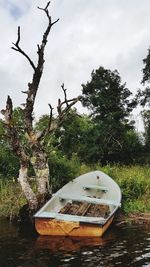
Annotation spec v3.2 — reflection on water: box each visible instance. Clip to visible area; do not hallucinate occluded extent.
[35,230,115,252]
[0,219,150,267]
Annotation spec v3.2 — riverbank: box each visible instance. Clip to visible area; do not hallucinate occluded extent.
[114,211,150,227]
[0,165,150,224]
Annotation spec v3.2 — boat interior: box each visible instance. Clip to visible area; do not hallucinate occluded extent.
[36,187,118,224]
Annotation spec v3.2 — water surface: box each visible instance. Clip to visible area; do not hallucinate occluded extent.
[0,219,150,267]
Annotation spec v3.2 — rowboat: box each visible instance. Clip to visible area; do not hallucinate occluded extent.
[34,170,121,237]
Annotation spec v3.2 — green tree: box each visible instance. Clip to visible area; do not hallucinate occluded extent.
[54,109,93,159]
[81,66,136,164]
[35,109,105,165]
[137,46,150,152]
[118,130,143,164]
[82,67,135,121]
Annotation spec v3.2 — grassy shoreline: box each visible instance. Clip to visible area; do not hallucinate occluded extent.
[0,165,150,223]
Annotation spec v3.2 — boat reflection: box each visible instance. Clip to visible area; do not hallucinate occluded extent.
[35,229,116,252]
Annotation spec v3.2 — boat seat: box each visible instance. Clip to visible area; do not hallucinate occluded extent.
[83,185,108,192]
[37,211,106,224]
[59,194,118,206]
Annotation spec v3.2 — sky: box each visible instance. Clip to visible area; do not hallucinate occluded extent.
[0,0,150,131]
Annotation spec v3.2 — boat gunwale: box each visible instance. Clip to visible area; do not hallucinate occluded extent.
[34,170,121,228]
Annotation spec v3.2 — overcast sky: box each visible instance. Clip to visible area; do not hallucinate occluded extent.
[0,0,150,131]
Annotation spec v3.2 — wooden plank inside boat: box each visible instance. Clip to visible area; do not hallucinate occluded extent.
[59,201,110,218]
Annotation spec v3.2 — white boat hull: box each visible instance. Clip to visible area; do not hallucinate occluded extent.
[34,170,121,237]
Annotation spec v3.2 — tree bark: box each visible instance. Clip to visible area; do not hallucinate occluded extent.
[30,141,51,205]
[1,96,38,211]
[18,164,38,210]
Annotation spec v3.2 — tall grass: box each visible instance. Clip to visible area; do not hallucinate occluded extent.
[77,164,150,214]
[0,179,26,219]
[98,165,150,214]
[0,165,150,218]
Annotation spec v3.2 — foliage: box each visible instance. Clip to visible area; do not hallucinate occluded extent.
[34,114,56,153]
[137,46,150,152]
[47,108,143,165]
[0,144,19,177]
[136,88,150,107]
[118,130,143,164]
[101,165,150,213]
[142,46,150,85]
[54,109,93,159]
[34,114,50,132]
[139,59,150,106]
[142,110,150,151]
[81,66,139,164]
[81,66,135,121]
[48,151,80,192]
[0,119,20,177]
[0,106,145,181]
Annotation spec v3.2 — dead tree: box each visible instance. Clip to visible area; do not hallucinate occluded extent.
[1,2,80,212]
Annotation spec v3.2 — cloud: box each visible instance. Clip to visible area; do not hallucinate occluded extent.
[0,0,150,131]
[0,0,30,18]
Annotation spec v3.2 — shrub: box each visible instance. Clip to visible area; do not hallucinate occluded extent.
[48,152,80,192]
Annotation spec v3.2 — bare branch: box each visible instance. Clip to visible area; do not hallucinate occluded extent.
[37,2,59,53]
[113,137,123,149]
[50,85,81,130]
[56,84,81,119]
[34,102,54,142]
[48,103,54,131]
[37,2,59,26]
[21,91,28,94]
[45,1,51,10]
[11,26,36,71]
[16,25,21,46]
[23,2,59,135]
[1,95,13,124]
[38,1,51,15]
[61,83,69,107]
[51,18,60,26]
[37,85,81,135]
[60,96,81,119]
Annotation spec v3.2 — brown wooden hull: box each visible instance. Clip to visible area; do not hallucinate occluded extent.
[35,215,114,237]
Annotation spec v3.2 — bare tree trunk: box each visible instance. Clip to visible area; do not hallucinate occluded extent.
[18,163,38,210]
[1,96,38,211]
[1,3,80,216]
[31,142,51,205]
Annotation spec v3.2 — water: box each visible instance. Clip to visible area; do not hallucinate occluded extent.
[0,219,150,267]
